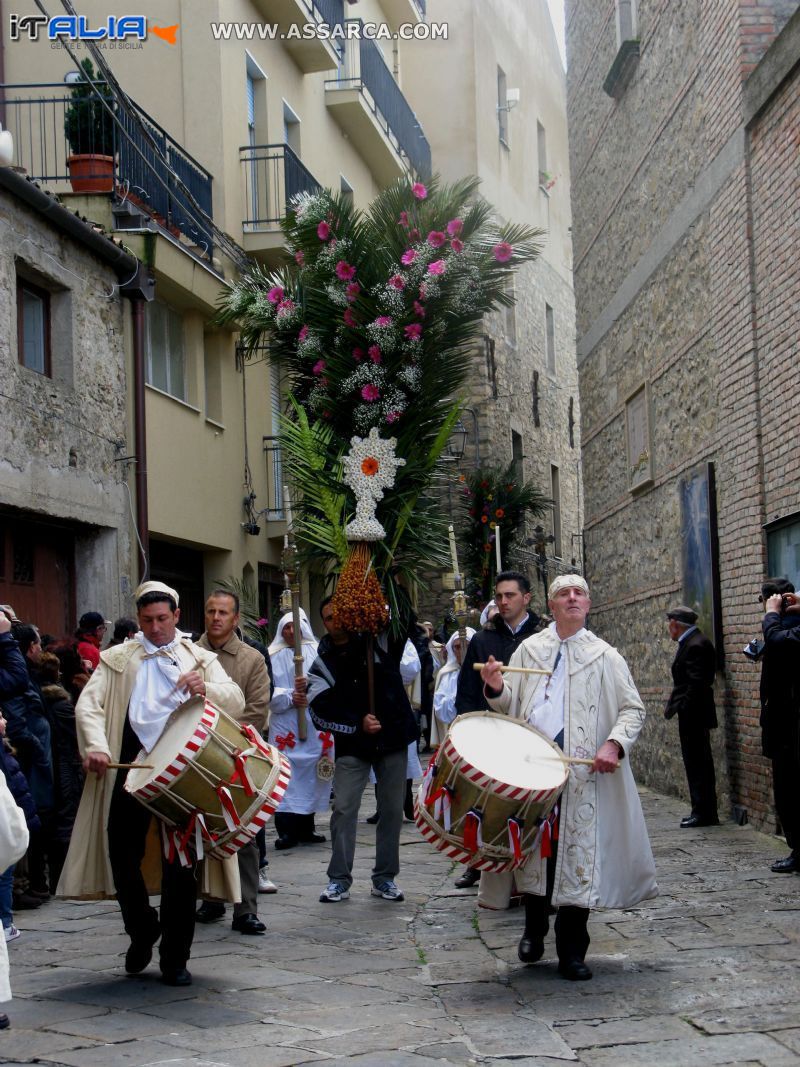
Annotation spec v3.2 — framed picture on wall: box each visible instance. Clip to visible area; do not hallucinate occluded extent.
[626,383,653,492]
[679,461,723,659]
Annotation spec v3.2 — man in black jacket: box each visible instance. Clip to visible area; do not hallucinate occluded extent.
[452,571,541,888]
[307,598,418,904]
[758,579,800,872]
[664,605,719,828]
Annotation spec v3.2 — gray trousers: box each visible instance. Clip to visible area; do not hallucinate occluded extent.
[234,838,260,918]
[327,749,407,889]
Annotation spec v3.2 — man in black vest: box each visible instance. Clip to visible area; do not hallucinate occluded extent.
[664,605,719,828]
[452,570,541,888]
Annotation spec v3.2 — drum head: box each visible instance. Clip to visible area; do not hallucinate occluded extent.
[126,697,211,791]
[449,713,566,792]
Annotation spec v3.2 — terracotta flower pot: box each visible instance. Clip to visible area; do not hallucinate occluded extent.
[67,154,114,194]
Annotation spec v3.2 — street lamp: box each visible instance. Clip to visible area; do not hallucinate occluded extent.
[528,524,555,601]
[444,418,468,463]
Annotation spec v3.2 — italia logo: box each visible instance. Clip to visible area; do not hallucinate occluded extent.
[9,15,179,45]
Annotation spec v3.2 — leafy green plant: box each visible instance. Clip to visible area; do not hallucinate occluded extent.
[216,175,543,630]
[64,59,115,157]
[460,462,551,601]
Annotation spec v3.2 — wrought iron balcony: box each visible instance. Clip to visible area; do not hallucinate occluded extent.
[0,83,214,261]
[253,0,344,72]
[240,143,322,233]
[325,25,431,183]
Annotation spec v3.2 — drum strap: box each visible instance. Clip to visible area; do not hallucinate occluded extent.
[216,785,241,832]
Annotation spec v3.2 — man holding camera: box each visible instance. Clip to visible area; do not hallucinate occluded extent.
[758,579,800,873]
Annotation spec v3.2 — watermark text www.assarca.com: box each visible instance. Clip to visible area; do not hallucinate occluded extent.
[210,21,447,42]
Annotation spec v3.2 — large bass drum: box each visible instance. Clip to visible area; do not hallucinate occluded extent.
[415,711,567,873]
[125,696,290,861]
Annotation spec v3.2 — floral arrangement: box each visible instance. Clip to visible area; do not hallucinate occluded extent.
[216,176,542,630]
[460,463,551,602]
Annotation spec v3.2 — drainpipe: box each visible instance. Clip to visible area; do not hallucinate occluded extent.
[130,299,149,580]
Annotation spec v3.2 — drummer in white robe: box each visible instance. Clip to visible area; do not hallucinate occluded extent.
[268,611,333,849]
[481,574,657,982]
[430,628,476,749]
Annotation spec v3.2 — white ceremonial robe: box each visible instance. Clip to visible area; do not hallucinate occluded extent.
[269,642,332,815]
[487,626,658,910]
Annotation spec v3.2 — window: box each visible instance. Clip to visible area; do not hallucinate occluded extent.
[340,174,354,207]
[537,121,548,188]
[502,276,516,346]
[766,515,800,592]
[204,339,222,424]
[531,371,540,428]
[545,303,556,374]
[283,101,301,154]
[497,66,509,146]
[550,464,562,558]
[626,384,653,491]
[615,0,638,45]
[512,430,524,478]
[17,279,51,376]
[146,300,186,401]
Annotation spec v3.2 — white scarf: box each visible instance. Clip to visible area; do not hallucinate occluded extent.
[128,631,189,752]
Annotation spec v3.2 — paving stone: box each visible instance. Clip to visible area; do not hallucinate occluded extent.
[579,1033,800,1066]
[459,1013,577,1060]
[688,1004,800,1035]
[43,1008,202,1042]
[137,997,265,1029]
[0,1028,103,1061]
[555,1013,697,1048]
[36,1038,212,1066]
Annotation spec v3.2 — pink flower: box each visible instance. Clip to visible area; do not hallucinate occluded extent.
[412,182,427,200]
[401,249,417,266]
[335,260,356,281]
[447,218,463,237]
[298,325,309,342]
[346,281,361,302]
[386,410,401,424]
[493,241,513,263]
[389,274,405,291]
[368,345,382,363]
[450,238,464,253]
[418,284,427,299]
[267,286,285,304]
[361,383,380,402]
[409,228,421,241]
[313,359,326,375]
[398,210,410,228]
[404,323,422,341]
[427,230,446,248]
[427,259,446,275]
[276,299,295,316]
[257,617,269,627]
[317,221,330,241]
[374,316,393,327]
[343,307,358,328]
[353,347,365,362]
[413,300,426,319]
[294,250,305,266]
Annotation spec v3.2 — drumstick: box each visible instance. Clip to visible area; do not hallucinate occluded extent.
[107,761,154,770]
[541,753,618,770]
[472,663,551,676]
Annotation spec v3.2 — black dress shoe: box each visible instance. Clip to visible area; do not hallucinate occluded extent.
[195,901,225,923]
[232,913,266,935]
[160,967,192,986]
[300,832,326,844]
[770,855,800,873]
[558,959,592,981]
[518,936,544,964]
[125,925,160,975]
[365,812,379,825]
[680,814,720,828]
[274,835,299,850]
[454,868,480,889]
[0,1013,9,1029]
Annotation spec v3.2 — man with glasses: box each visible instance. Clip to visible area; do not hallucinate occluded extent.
[481,575,657,981]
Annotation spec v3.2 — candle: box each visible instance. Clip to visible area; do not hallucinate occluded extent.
[284,534,289,550]
[495,524,502,573]
[283,485,293,529]
[448,524,460,576]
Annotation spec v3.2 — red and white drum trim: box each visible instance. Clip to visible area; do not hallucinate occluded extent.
[205,753,292,859]
[134,702,218,802]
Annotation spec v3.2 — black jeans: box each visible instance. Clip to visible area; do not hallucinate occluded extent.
[523,829,590,964]
[107,718,197,971]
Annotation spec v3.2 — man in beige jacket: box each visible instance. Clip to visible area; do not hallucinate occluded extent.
[195,590,271,934]
[58,581,245,987]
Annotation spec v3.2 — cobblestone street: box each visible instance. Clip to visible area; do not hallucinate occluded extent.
[4,787,800,1067]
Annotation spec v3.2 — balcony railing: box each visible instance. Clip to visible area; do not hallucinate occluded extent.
[241,143,321,231]
[313,0,345,27]
[0,83,214,261]
[326,24,431,177]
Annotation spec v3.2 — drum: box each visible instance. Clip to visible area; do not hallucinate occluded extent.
[125,696,291,862]
[415,711,568,873]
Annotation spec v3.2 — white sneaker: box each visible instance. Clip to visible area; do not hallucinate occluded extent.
[4,925,20,942]
[258,868,277,894]
[371,880,404,901]
[319,881,350,902]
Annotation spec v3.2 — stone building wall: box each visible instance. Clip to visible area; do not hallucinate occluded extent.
[0,186,132,627]
[567,0,800,830]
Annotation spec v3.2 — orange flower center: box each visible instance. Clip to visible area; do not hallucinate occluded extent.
[361,457,380,476]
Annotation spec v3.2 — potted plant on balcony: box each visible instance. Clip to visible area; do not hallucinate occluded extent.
[63,59,115,193]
